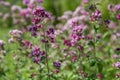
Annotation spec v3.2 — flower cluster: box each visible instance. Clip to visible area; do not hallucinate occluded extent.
[9,29,23,44]
[91,10,102,21]
[29,6,51,37]
[31,47,45,64]
[53,61,61,74]
[113,62,120,69]
[22,40,33,49]
[9,29,23,39]
[46,27,55,43]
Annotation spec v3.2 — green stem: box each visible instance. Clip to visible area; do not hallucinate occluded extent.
[45,43,50,80]
[43,28,50,80]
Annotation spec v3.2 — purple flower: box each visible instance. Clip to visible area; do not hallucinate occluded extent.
[64,39,71,46]
[114,4,120,11]
[9,29,23,38]
[91,10,102,21]
[116,14,120,20]
[83,0,89,4]
[33,7,49,18]
[23,0,30,5]
[32,17,41,24]
[46,27,55,43]
[53,61,61,68]
[113,62,120,69]
[112,54,119,59]
[29,25,40,37]
[97,73,103,79]
[34,57,40,63]
[32,47,41,56]
[22,40,33,49]
[104,19,110,24]
[0,40,5,46]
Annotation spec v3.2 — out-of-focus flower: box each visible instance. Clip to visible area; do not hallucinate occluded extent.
[22,40,33,49]
[53,61,61,68]
[31,46,46,64]
[34,57,40,63]
[53,69,59,74]
[33,7,49,18]
[112,54,119,59]
[116,48,120,51]
[46,27,55,43]
[116,73,120,78]
[108,4,113,11]
[64,39,71,47]
[3,13,10,20]
[58,11,73,20]
[28,3,35,9]
[0,40,5,46]
[8,38,15,43]
[108,21,117,28]
[83,0,89,4]
[51,43,59,49]
[19,8,31,17]
[114,4,120,12]
[72,55,78,62]
[116,14,120,20]
[113,62,120,69]
[11,5,21,12]
[3,2,10,6]
[9,29,23,38]
[97,73,103,79]
[23,0,30,5]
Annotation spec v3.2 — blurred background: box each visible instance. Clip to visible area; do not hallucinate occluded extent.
[0,0,120,39]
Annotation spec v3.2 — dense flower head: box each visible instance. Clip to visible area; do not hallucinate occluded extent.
[91,10,102,21]
[112,54,119,59]
[64,39,71,47]
[46,27,55,43]
[33,7,49,18]
[34,56,40,63]
[104,19,110,24]
[97,73,103,79]
[11,5,21,11]
[53,61,61,68]
[9,29,23,38]
[22,40,33,49]
[32,47,41,56]
[114,4,120,12]
[32,17,41,24]
[23,0,30,5]
[53,69,60,74]
[72,24,84,33]
[116,48,120,51]
[8,38,15,43]
[0,40,5,46]
[72,55,78,62]
[83,0,89,4]
[31,46,46,64]
[116,14,120,20]
[29,25,42,37]
[113,62,120,69]
[19,8,31,17]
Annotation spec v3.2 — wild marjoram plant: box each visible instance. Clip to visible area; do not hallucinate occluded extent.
[1,0,120,80]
